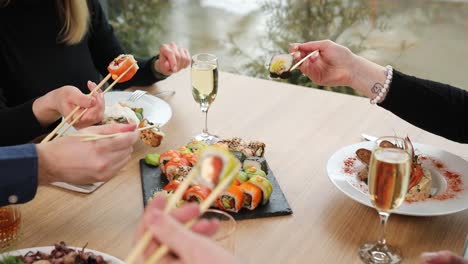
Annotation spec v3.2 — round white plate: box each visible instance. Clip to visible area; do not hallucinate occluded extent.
[58,91,172,134]
[327,141,468,216]
[0,246,124,264]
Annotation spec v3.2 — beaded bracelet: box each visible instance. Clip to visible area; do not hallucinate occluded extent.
[370,65,393,104]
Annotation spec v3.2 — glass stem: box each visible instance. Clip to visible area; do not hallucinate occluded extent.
[378,211,390,245]
[202,109,209,134]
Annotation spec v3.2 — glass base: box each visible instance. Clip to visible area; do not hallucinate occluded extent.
[193,132,219,145]
[358,242,402,264]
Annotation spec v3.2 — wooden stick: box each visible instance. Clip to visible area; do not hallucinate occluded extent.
[56,63,139,138]
[289,50,319,71]
[143,163,241,264]
[77,124,160,142]
[40,74,112,143]
[124,169,198,264]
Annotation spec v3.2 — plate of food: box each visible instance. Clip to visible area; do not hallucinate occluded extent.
[327,141,468,216]
[140,138,292,220]
[0,242,123,264]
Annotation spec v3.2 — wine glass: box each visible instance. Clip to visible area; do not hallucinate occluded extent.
[191,53,219,144]
[358,136,413,264]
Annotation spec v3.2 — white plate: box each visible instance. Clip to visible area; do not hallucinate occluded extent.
[327,142,468,216]
[0,246,124,264]
[53,91,172,193]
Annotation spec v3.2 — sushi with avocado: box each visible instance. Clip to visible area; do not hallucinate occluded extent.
[243,157,268,173]
[268,54,294,79]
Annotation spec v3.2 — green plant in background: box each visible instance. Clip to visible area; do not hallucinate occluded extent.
[229,0,376,95]
[107,0,170,58]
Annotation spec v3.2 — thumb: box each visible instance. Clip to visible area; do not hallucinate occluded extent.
[81,123,137,135]
[72,91,95,108]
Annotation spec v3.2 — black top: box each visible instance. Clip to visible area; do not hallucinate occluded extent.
[0,0,162,146]
[380,70,468,144]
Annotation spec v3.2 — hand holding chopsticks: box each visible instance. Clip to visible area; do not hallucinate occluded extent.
[42,55,139,143]
[125,147,241,264]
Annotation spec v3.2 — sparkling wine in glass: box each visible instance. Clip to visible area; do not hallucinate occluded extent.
[358,136,412,264]
[191,53,219,144]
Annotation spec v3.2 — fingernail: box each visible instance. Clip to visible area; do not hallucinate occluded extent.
[420,252,438,260]
[172,66,177,72]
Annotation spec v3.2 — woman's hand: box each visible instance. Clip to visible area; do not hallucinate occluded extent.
[290,40,387,98]
[36,123,139,184]
[32,81,105,128]
[290,40,355,87]
[154,42,191,76]
[135,195,238,264]
[420,251,468,264]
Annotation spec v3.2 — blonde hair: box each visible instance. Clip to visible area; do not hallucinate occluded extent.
[56,0,89,45]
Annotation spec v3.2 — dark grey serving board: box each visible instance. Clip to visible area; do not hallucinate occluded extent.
[139,159,292,220]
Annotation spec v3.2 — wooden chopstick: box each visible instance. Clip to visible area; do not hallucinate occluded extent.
[289,50,319,71]
[70,124,160,142]
[143,163,241,264]
[56,63,139,138]
[124,169,198,264]
[40,74,111,143]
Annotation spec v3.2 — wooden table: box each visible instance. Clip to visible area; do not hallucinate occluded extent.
[18,70,468,263]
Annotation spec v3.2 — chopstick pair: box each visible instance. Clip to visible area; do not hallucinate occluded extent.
[289,50,319,72]
[125,162,241,264]
[41,61,139,143]
[67,124,160,142]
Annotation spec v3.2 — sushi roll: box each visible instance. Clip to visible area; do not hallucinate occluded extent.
[163,180,181,193]
[248,175,273,205]
[243,157,268,173]
[244,166,267,178]
[159,150,182,175]
[216,185,245,213]
[192,146,241,189]
[183,152,198,167]
[246,141,266,157]
[268,54,293,79]
[165,158,191,181]
[107,54,139,83]
[240,181,262,210]
[186,140,208,154]
[183,185,211,203]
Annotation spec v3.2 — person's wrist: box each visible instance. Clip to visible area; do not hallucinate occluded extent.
[349,54,386,98]
[151,55,169,80]
[36,143,57,184]
[32,91,61,126]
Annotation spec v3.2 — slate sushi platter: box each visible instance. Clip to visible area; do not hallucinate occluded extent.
[139,159,292,220]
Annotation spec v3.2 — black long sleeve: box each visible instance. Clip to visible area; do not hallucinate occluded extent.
[379,70,468,143]
[0,0,163,146]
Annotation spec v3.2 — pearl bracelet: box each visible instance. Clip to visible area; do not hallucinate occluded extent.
[370,65,393,104]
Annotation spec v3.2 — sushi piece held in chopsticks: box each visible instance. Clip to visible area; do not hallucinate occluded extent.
[248,175,273,205]
[192,146,240,189]
[107,54,139,82]
[139,119,164,148]
[183,185,211,203]
[216,185,245,213]
[268,54,294,79]
[240,181,263,210]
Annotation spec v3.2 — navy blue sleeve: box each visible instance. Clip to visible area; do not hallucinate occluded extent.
[0,144,38,206]
[87,0,163,90]
[379,70,468,143]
